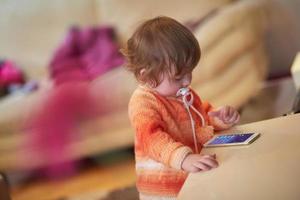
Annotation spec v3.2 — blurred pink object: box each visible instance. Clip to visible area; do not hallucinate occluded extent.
[29,82,97,179]
[0,60,24,88]
[49,26,124,85]
[28,25,124,179]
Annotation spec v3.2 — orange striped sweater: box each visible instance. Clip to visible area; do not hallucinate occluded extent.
[128,86,229,199]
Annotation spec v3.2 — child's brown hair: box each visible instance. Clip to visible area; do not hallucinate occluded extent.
[121,16,201,87]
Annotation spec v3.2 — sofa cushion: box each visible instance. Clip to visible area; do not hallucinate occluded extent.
[95,0,234,44]
[0,0,98,80]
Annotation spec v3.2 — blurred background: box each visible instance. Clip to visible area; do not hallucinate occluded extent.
[0,0,299,199]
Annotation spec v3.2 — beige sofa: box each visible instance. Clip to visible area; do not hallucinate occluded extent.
[0,0,269,172]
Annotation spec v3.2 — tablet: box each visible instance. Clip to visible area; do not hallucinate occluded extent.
[203,132,260,148]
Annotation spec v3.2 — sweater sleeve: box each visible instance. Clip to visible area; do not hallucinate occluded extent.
[129,92,192,170]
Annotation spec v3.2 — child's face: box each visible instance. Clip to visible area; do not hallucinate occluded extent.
[154,72,192,97]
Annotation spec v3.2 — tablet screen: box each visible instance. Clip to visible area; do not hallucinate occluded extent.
[208,133,254,145]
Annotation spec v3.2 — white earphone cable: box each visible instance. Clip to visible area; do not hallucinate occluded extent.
[176,88,206,154]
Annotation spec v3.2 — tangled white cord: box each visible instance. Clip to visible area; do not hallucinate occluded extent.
[176,88,206,153]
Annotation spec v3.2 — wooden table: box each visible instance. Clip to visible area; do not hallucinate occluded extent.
[178,114,300,200]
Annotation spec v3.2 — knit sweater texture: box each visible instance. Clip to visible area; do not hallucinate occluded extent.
[128,86,228,199]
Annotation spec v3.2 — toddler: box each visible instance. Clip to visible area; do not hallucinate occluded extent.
[122,16,240,200]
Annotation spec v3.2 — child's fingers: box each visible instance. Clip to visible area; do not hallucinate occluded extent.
[189,165,202,173]
[208,110,221,117]
[228,112,238,124]
[224,107,235,122]
[225,107,231,117]
[229,109,235,120]
[202,154,216,159]
[199,157,219,168]
[234,114,240,124]
[193,162,211,171]
[229,112,240,124]
[199,155,218,167]
[223,106,230,118]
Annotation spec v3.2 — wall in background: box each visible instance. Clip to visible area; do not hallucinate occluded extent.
[264,0,300,77]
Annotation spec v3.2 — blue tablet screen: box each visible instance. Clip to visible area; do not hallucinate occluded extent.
[208,133,254,145]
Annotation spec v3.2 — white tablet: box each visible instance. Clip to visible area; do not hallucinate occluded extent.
[203,132,260,148]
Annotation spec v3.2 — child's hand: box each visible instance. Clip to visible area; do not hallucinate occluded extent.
[181,154,218,173]
[208,106,240,125]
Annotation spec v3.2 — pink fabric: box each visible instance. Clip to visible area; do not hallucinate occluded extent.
[28,26,123,178]
[29,82,97,178]
[49,26,124,84]
[0,60,24,88]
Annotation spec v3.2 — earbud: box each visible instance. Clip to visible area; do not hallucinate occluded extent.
[176,87,190,97]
